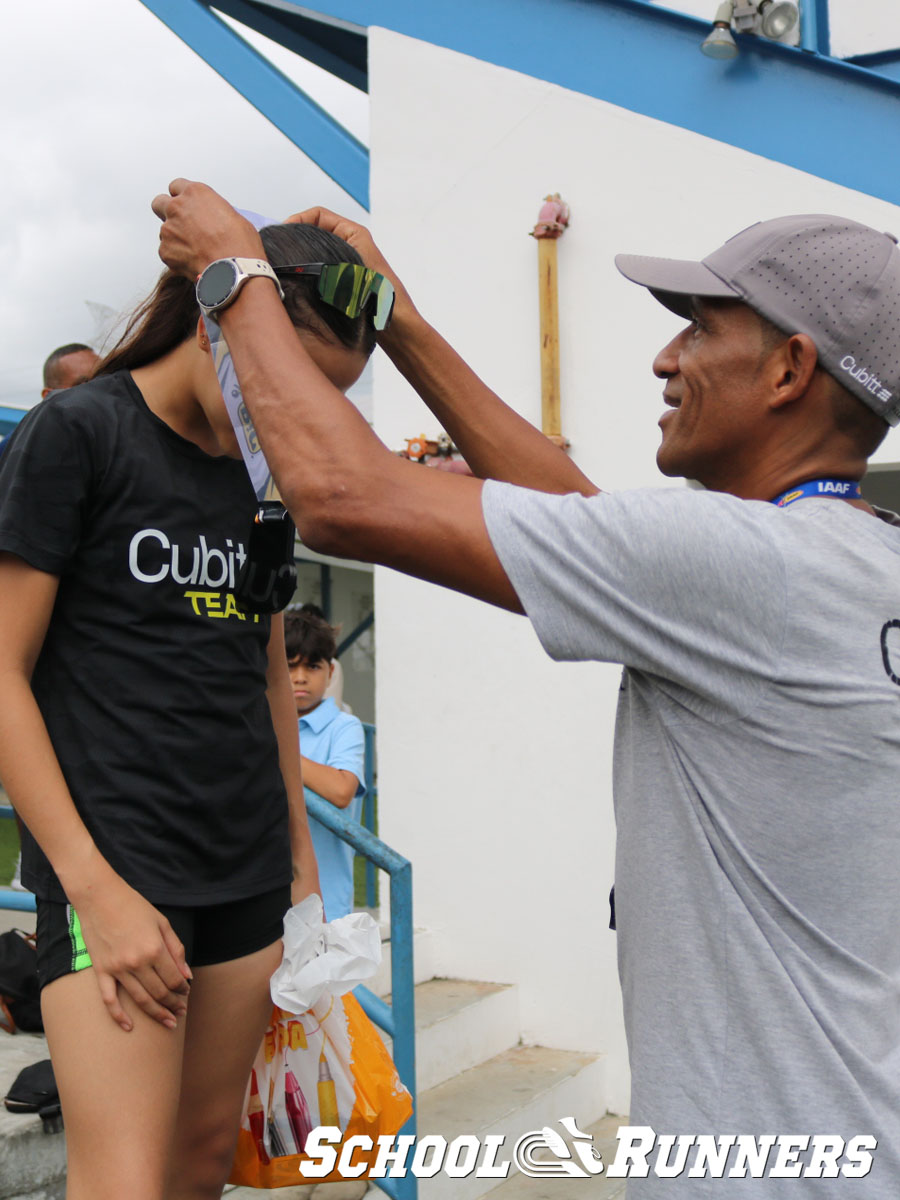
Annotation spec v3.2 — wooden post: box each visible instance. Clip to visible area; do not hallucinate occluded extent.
[531,193,570,444]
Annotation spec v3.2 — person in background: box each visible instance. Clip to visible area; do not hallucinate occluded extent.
[286,606,366,921]
[40,343,99,399]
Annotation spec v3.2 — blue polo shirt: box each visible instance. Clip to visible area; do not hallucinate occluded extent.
[299,697,366,920]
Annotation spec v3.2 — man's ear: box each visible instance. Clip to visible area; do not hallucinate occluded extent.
[197,317,210,353]
[768,332,818,410]
[327,660,336,682]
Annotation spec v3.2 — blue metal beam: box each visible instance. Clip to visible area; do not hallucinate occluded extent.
[848,48,900,68]
[801,0,831,56]
[211,0,367,90]
[0,406,27,428]
[274,0,900,207]
[138,0,369,207]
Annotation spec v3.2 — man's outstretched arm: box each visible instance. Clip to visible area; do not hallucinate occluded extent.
[287,207,598,497]
[152,179,533,611]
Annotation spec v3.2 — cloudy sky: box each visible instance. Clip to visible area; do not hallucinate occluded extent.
[4,1,897,410]
[2,0,368,409]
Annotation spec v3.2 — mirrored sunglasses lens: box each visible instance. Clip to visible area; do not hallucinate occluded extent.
[373,279,395,330]
[319,264,360,316]
[317,265,394,328]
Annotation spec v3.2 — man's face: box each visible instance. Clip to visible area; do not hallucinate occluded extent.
[652,299,774,485]
[42,349,100,398]
[288,655,334,716]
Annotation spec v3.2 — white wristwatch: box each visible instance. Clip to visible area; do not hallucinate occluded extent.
[195,257,284,318]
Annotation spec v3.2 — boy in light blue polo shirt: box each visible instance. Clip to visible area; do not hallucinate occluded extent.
[285,607,366,920]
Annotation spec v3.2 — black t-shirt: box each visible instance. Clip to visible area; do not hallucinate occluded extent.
[0,372,291,904]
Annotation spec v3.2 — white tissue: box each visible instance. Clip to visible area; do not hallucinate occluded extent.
[269,893,383,1014]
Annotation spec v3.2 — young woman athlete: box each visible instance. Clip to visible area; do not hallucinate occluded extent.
[0,221,375,1199]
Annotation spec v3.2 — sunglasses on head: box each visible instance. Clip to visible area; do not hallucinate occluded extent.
[273,262,395,331]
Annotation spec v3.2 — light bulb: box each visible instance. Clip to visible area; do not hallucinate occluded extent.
[759,0,799,38]
[701,24,739,58]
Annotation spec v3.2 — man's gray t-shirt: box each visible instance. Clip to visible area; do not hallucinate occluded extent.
[483,482,900,1194]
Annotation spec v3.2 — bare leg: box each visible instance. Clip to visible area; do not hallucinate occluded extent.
[166,939,283,1200]
[42,970,186,1200]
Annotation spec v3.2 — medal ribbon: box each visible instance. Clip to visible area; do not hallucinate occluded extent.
[771,479,862,508]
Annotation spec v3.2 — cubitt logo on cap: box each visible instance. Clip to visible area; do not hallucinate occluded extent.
[839,355,893,404]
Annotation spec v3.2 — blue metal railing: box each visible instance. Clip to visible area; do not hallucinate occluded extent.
[361,721,378,907]
[306,793,417,1200]
[0,807,34,912]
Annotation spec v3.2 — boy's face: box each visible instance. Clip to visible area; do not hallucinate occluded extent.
[288,655,335,716]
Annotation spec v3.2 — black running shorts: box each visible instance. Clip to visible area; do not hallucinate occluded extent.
[35,885,291,990]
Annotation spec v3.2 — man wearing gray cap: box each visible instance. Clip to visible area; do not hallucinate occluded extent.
[153,183,900,1191]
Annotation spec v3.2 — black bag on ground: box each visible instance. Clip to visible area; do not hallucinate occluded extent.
[0,929,42,1033]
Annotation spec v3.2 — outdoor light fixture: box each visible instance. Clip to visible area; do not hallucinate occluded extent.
[700,2,738,58]
[701,0,800,57]
[758,0,799,38]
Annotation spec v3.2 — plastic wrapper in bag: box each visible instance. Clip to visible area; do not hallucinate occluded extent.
[230,895,413,1188]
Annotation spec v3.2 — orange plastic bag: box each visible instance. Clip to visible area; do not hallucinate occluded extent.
[229,991,412,1188]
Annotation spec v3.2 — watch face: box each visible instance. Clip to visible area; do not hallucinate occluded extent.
[197,260,238,310]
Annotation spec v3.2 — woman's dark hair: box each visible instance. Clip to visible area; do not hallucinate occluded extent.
[95,223,375,377]
[284,604,337,664]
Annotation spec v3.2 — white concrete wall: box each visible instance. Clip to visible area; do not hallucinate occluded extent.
[367,29,900,1116]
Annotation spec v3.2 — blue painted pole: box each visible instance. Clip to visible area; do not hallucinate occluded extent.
[0,809,34,912]
[137,0,369,207]
[355,983,395,1035]
[389,859,417,1199]
[362,723,377,907]
[0,407,28,428]
[305,793,416,1197]
[0,889,36,913]
[801,0,831,56]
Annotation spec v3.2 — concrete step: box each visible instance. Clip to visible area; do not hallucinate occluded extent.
[415,1045,606,1200]
[482,1113,627,1200]
[382,979,518,1093]
[0,1032,65,1200]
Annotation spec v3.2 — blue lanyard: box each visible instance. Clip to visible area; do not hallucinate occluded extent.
[771,479,862,507]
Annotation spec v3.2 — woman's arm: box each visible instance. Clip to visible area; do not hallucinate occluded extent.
[0,554,191,1032]
[298,757,359,810]
[266,615,321,905]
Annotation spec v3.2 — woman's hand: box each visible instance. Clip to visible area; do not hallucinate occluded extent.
[151,178,264,279]
[68,859,192,1033]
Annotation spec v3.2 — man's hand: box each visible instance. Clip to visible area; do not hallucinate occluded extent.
[286,206,417,335]
[151,178,264,279]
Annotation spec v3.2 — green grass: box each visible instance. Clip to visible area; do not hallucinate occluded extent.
[353,788,380,909]
[0,814,20,886]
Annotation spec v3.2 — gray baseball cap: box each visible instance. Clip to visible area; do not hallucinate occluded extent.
[616,214,900,426]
